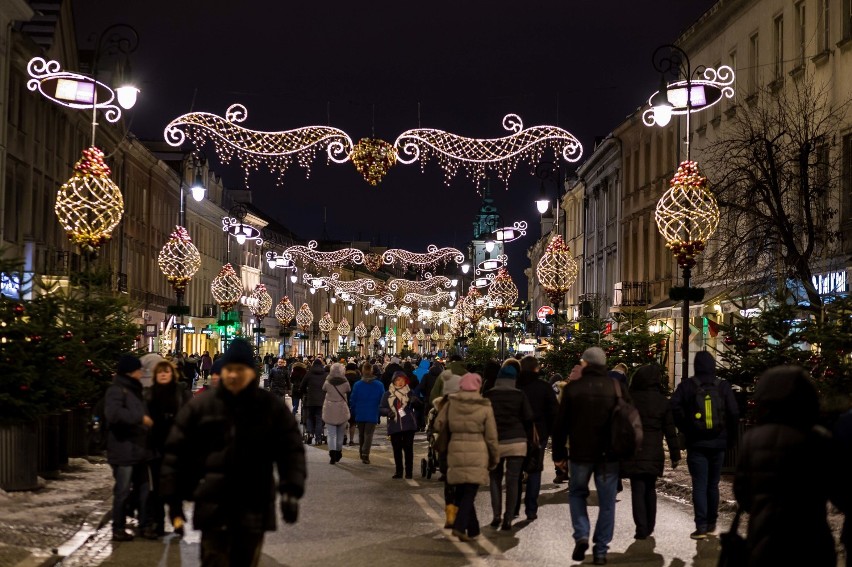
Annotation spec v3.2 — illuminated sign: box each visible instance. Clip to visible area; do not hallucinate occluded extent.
[537,305,555,324]
[55,78,95,104]
[812,270,848,295]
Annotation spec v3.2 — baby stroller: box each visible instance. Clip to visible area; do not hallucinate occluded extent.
[420,406,439,479]
[301,408,327,445]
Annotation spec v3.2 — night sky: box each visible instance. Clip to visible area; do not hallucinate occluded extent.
[72,1,713,293]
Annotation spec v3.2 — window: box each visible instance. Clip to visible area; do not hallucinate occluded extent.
[844,0,852,39]
[774,15,784,80]
[795,2,806,65]
[749,32,760,93]
[819,0,831,51]
[842,134,852,227]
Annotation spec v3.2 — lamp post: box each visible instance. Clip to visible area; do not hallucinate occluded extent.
[489,268,518,359]
[643,44,731,382]
[158,227,201,356]
[249,284,273,358]
[533,160,565,238]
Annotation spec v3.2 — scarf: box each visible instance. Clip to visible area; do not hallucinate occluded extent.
[387,383,410,412]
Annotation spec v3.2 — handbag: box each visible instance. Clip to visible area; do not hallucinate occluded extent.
[523,424,544,473]
[718,506,748,567]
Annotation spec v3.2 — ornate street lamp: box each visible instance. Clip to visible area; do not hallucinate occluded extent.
[535,235,578,324]
[222,204,262,246]
[296,303,314,356]
[158,226,201,355]
[488,268,518,358]
[337,318,351,351]
[370,325,382,356]
[249,284,273,357]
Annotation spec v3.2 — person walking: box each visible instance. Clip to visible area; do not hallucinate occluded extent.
[301,359,328,445]
[105,354,153,541]
[322,363,351,464]
[350,362,385,464]
[381,356,403,390]
[344,362,360,446]
[146,360,192,537]
[551,347,620,565]
[483,364,532,531]
[269,358,289,400]
[161,339,306,567]
[289,361,307,415]
[735,366,842,567]
[434,372,499,542]
[381,371,419,479]
[515,355,559,520]
[416,361,444,415]
[619,364,680,540]
[431,369,463,527]
[671,350,739,539]
[200,351,213,384]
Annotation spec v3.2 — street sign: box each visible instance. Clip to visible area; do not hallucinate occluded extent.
[537,305,555,324]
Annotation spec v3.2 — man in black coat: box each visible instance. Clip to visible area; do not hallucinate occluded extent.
[105,354,153,541]
[268,358,290,399]
[300,358,328,445]
[551,347,619,566]
[515,355,559,520]
[671,351,739,540]
[161,339,306,566]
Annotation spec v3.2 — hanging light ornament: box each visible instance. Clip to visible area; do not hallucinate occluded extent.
[211,263,243,312]
[355,322,368,342]
[337,318,351,337]
[275,296,295,326]
[535,235,578,305]
[318,312,334,334]
[350,138,397,185]
[431,330,439,341]
[443,330,453,342]
[401,328,412,344]
[249,283,273,318]
[488,268,518,318]
[462,287,486,328]
[364,253,384,272]
[55,146,124,253]
[157,226,201,296]
[296,303,314,333]
[655,160,720,268]
[370,325,382,341]
[386,328,396,341]
[415,329,425,342]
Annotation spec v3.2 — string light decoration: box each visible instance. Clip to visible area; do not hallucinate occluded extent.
[387,273,453,294]
[654,160,720,268]
[488,268,518,317]
[443,331,453,343]
[401,329,412,344]
[302,272,377,295]
[462,287,487,328]
[535,235,578,304]
[157,226,201,295]
[403,290,453,306]
[211,263,243,311]
[318,312,334,335]
[415,329,425,342]
[355,322,368,343]
[364,253,384,272]
[431,330,440,342]
[222,215,263,246]
[382,246,465,270]
[370,325,382,341]
[386,328,396,342]
[394,113,583,187]
[249,284,273,318]
[275,296,295,326]
[296,303,314,333]
[284,240,366,269]
[350,138,397,185]
[337,318,351,337]
[164,103,354,184]
[55,147,124,252]
[642,65,735,127]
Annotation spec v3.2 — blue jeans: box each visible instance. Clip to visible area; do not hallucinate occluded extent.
[305,406,323,440]
[292,396,300,415]
[686,447,725,530]
[112,464,150,533]
[569,461,619,558]
[326,423,346,451]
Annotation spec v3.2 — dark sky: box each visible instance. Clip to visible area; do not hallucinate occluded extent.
[72,0,714,293]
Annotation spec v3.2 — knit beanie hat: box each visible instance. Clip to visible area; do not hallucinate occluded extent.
[211,359,224,376]
[459,372,482,392]
[221,338,255,368]
[391,370,409,385]
[329,362,346,379]
[440,370,462,395]
[140,353,164,380]
[117,354,142,376]
[581,346,607,366]
[496,365,518,380]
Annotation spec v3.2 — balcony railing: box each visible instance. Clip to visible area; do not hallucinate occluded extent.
[613,281,650,307]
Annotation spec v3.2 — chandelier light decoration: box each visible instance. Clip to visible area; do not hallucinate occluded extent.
[296,303,314,333]
[535,235,578,305]
[275,296,296,326]
[318,312,334,335]
[55,147,124,252]
[164,104,354,184]
[249,283,273,318]
[337,318,351,337]
[654,160,720,268]
[355,322,368,343]
[157,226,201,295]
[382,246,465,270]
[283,240,366,269]
[488,268,518,317]
[350,138,398,185]
[394,114,583,186]
[211,263,243,312]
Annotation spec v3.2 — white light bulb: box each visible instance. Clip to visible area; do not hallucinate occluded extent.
[290,275,298,283]
[236,233,247,245]
[653,104,672,127]
[309,287,316,295]
[462,263,471,274]
[536,199,550,214]
[267,259,275,269]
[115,85,139,110]
[331,297,337,304]
[190,185,206,202]
[485,240,495,253]
[451,278,458,287]
[348,305,353,311]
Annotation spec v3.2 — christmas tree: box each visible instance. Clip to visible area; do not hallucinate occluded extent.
[609,308,670,385]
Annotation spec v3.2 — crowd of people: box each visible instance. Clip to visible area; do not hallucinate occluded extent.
[101,340,852,567]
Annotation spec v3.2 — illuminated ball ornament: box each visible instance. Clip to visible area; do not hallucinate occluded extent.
[535,235,578,304]
[296,303,314,333]
[401,329,412,344]
[158,226,201,295]
[275,297,295,326]
[488,268,518,317]
[55,147,124,253]
[355,322,368,342]
[337,319,350,337]
[430,330,439,342]
[370,325,382,341]
[249,283,273,318]
[211,263,243,311]
[655,160,720,268]
[318,312,334,335]
[416,329,425,342]
[350,138,397,186]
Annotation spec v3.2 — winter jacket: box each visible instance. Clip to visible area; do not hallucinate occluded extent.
[434,390,499,485]
[551,363,618,463]
[160,382,306,533]
[350,376,384,423]
[381,387,419,434]
[200,354,213,371]
[290,364,307,398]
[483,378,533,458]
[413,360,430,381]
[430,361,466,403]
[145,382,192,459]
[516,370,559,443]
[105,374,150,466]
[301,363,328,407]
[269,366,289,396]
[381,363,403,390]
[322,376,351,426]
[417,366,443,412]
[619,365,680,477]
[671,351,739,450]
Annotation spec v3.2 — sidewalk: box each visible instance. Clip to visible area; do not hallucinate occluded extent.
[0,457,113,567]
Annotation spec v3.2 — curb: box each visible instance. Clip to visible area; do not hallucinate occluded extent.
[656,477,738,514]
[36,497,113,567]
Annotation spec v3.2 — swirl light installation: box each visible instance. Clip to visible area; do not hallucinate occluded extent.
[337,318,351,337]
[211,263,243,312]
[157,226,201,295]
[642,65,735,127]
[249,284,273,318]
[223,215,263,246]
[394,114,583,186]
[382,246,465,270]
[403,290,454,306]
[275,297,295,326]
[387,273,453,294]
[493,220,528,244]
[302,272,377,296]
[535,235,578,305]
[477,254,508,273]
[488,268,518,317]
[350,138,397,185]
[284,240,366,269]
[55,147,124,252]
[364,253,384,272]
[296,303,314,333]
[27,57,125,122]
[654,160,719,268]
[164,104,354,184]
[318,312,334,335]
